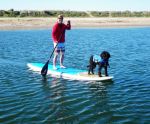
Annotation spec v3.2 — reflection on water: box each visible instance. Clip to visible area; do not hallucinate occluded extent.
[40,76,114,123]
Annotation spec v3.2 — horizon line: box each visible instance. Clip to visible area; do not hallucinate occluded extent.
[0,9,150,12]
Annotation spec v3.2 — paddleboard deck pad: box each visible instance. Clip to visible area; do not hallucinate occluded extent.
[27,63,113,81]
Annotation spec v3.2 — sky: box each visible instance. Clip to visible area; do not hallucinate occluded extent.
[0,0,150,11]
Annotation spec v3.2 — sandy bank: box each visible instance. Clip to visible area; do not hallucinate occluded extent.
[0,17,150,30]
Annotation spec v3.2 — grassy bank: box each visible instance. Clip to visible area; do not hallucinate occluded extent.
[0,9,150,18]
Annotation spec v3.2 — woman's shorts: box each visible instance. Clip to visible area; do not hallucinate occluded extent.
[54,43,65,53]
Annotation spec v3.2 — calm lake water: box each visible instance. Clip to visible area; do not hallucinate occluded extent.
[0,27,150,124]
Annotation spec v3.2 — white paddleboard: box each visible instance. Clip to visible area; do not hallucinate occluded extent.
[27,63,113,81]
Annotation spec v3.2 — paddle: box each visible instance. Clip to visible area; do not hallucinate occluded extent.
[41,31,64,77]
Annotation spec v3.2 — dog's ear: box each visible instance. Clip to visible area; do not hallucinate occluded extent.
[106,52,111,59]
[100,51,105,59]
[101,51,111,59]
[101,51,107,59]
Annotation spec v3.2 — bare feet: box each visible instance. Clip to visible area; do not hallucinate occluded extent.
[60,65,66,68]
[53,66,57,70]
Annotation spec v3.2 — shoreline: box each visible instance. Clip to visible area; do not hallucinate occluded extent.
[0,17,150,30]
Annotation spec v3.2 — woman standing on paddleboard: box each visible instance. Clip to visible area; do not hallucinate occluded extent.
[52,15,71,70]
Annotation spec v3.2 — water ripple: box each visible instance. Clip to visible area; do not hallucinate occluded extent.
[0,28,150,123]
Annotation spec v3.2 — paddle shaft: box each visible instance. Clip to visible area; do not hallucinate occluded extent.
[41,30,64,76]
[48,43,58,61]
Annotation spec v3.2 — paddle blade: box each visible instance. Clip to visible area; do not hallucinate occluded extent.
[41,60,49,76]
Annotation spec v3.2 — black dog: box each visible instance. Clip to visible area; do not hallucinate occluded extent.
[87,51,110,77]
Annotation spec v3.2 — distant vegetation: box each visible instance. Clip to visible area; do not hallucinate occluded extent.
[0,9,150,17]
[91,11,150,17]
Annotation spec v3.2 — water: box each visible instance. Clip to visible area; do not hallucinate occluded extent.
[0,27,150,124]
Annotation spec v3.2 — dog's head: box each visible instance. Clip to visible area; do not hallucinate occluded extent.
[100,51,111,60]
